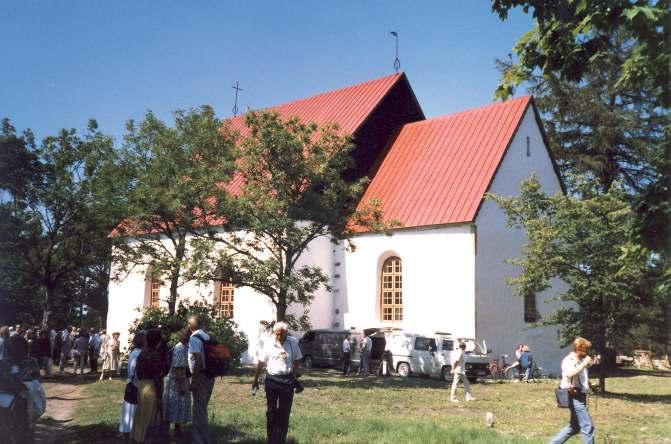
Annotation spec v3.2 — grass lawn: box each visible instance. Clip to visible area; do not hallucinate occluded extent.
[63,368,670,443]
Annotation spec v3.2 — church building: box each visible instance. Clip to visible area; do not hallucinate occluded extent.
[106,73,568,372]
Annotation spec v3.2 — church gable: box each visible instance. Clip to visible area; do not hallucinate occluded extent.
[356,96,535,230]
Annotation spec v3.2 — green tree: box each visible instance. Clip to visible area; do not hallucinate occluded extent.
[111,106,236,315]
[0,118,121,326]
[489,176,665,391]
[189,111,394,327]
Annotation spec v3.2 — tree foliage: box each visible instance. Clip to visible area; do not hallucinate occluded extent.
[128,300,248,365]
[111,106,236,315]
[189,111,395,328]
[490,176,667,391]
[0,118,122,326]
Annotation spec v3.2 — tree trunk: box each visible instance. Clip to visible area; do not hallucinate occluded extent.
[42,285,56,327]
[168,236,187,315]
[276,289,287,322]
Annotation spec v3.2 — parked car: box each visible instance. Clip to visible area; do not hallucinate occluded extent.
[385,331,490,382]
[298,329,353,369]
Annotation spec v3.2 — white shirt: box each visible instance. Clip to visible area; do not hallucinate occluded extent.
[189,329,209,373]
[559,352,589,393]
[259,336,302,376]
[361,337,372,354]
[452,349,465,374]
[342,338,351,353]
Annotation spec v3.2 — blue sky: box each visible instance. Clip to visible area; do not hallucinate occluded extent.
[1,1,534,142]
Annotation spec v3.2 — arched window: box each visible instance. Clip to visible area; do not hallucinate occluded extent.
[381,256,402,321]
[214,281,235,319]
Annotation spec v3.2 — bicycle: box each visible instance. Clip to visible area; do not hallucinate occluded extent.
[488,354,518,380]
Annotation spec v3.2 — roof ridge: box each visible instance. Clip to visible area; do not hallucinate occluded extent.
[401,96,531,127]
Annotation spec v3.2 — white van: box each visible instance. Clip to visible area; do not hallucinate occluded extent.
[383,330,490,382]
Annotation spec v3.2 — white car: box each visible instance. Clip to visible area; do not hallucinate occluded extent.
[381,330,490,382]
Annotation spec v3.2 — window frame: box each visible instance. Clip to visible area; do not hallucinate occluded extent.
[380,256,403,322]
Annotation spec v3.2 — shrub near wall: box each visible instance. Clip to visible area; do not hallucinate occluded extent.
[129,301,248,365]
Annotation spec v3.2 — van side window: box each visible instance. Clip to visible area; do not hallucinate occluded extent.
[442,340,454,351]
[429,338,437,352]
[414,337,431,351]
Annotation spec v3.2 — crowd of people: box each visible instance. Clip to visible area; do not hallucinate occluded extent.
[1,320,600,443]
[0,323,123,378]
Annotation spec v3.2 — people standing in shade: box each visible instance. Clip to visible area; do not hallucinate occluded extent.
[358,334,372,376]
[549,337,597,444]
[119,331,145,439]
[89,329,101,373]
[450,341,475,402]
[59,327,73,373]
[0,326,9,361]
[131,329,167,444]
[519,345,534,382]
[188,315,215,444]
[164,328,192,436]
[253,322,303,444]
[32,330,52,376]
[342,333,352,376]
[100,331,121,381]
[72,329,90,376]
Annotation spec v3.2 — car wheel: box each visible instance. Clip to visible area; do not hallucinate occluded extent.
[440,365,452,382]
[396,362,410,377]
[303,355,313,369]
[467,376,478,383]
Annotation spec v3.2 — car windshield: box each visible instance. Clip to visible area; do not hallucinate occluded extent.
[459,338,485,354]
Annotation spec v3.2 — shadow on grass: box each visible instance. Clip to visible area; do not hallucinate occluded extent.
[599,391,671,404]
[607,367,671,378]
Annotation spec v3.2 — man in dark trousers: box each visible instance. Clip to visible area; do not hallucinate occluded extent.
[188,315,215,444]
[342,333,352,375]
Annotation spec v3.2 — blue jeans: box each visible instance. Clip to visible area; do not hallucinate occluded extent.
[549,393,595,444]
[523,366,532,380]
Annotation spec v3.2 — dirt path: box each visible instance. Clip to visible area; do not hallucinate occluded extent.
[34,376,87,443]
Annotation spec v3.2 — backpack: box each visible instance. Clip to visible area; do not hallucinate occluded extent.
[194,334,231,378]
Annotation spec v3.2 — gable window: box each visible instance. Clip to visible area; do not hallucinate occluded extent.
[214,281,235,319]
[524,291,540,323]
[381,256,402,321]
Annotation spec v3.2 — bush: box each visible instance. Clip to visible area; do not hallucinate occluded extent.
[128,300,248,365]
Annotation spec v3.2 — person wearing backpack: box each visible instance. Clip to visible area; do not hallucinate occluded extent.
[519,345,533,382]
[188,315,215,444]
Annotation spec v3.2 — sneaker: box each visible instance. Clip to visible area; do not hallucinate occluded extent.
[466,397,476,401]
[450,398,460,403]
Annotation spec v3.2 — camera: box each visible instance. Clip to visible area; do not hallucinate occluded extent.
[293,377,304,394]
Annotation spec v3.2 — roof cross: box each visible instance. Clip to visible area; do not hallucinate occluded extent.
[232,81,243,116]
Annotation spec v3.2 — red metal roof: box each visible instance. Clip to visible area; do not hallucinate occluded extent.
[227,73,403,140]
[224,73,404,196]
[356,96,532,230]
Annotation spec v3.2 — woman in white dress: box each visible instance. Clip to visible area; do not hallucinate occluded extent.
[119,331,145,437]
[100,332,121,381]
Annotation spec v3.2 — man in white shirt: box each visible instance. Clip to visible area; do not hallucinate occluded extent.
[253,321,302,444]
[549,337,596,444]
[450,341,475,402]
[188,315,215,444]
[342,333,352,376]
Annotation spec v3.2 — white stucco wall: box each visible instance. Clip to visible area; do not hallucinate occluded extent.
[339,225,476,337]
[474,105,568,374]
[106,230,334,362]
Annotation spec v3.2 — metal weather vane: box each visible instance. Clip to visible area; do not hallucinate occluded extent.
[390,31,400,73]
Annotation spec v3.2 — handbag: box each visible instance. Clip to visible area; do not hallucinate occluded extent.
[555,374,578,408]
[124,356,138,404]
[124,382,138,404]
